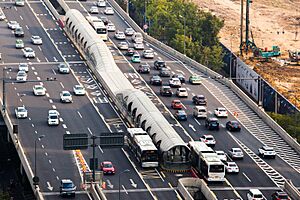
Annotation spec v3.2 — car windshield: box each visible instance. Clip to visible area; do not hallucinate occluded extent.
[36,86,43,90]
[209,164,224,172]
[228,163,236,167]
[253,194,262,198]
[18,108,26,112]
[277,194,288,199]
[206,137,214,140]
[76,86,83,90]
[63,93,70,96]
[234,149,242,153]
[50,115,58,119]
[62,183,74,188]
[104,163,113,168]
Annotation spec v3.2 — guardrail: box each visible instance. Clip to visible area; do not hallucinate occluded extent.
[107,0,300,155]
[284,179,300,200]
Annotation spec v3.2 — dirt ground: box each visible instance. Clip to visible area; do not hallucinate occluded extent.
[192,0,300,109]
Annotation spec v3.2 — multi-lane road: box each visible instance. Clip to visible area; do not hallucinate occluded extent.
[0,0,299,199]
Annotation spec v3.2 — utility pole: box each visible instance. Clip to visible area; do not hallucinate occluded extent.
[245,0,250,54]
[240,0,244,55]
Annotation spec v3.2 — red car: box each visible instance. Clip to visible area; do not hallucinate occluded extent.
[171,100,183,109]
[100,161,115,174]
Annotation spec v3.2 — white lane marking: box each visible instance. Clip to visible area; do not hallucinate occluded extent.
[52,69,56,75]
[52,105,56,109]
[49,99,53,103]
[41,145,44,149]
[38,46,42,51]
[62,124,67,129]
[243,172,252,182]
[52,168,56,172]
[66,131,70,134]
[49,160,52,164]
[37,77,41,80]
[20,15,23,20]
[14,87,17,90]
[32,124,34,127]
[154,168,165,182]
[56,176,59,180]
[77,111,82,118]
[25,25,29,30]
[28,118,31,121]
[45,57,49,62]
[34,71,38,75]
[122,185,128,194]
[19,98,22,102]
[45,152,48,156]
[194,118,201,126]
[46,93,50,97]
[34,130,37,134]
[60,82,64,88]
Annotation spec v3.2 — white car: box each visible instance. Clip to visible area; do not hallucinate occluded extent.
[48,110,60,126]
[214,107,228,117]
[228,148,244,159]
[143,49,154,58]
[97,0,106,7]
[169,78,181,88]
[117,42,129,50]
[133,42,144,50]
[73,85,86,96]
[8,21,20,29]
[258,146,276,158]
[60,91,73,103]
[114,31,126,40]
[16,71,27,82]
[31,35,43,45]
[125,27,135,36]
[15,106,28,118]
[18,63,28,72]
[90,6,99,14]
[224,161,239,173]
[58,63,70,74]
[23,47,35,58]
[247,189,265,200]
[104,7,114,15]
[107,23,116,32]
[200,135,216,147]
[33,85,46,96]
[215,150,227,161]
[16,39,24,49]
[15,0,25,6]
[176,88,188,98]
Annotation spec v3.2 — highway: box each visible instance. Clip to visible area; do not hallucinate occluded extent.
[0,0,299,200]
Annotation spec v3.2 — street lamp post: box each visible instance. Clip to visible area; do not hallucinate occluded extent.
[119,169,130,200]
[33,135,45,188]
[2,67,12,112]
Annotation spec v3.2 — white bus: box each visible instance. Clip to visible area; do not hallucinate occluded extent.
[189,141,225,182]
[127,128,159,168]
[86,16,107,41]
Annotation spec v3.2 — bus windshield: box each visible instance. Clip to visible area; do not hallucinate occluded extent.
[209,164,224,173]
[141,151,158,162]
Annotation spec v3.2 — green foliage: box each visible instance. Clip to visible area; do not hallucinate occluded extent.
[0,191,10,200]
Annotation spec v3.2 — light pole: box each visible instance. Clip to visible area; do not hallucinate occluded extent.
[33,135,45,188]
[2,67,12,112]
[229,36,233,80]
[179,15,186,55]
[119,169,130,200]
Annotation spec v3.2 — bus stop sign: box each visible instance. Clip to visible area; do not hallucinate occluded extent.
[63,133,89,150]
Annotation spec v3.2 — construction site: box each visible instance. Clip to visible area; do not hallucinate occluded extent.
[193,0,300,109]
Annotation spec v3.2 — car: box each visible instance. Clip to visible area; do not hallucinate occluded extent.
[143,49,154,58]
[189,74,202,84]
[31,35,43,45]
[192,95,207,105]
[172,73,185,83]
[149,75,162,86]
[132,32,143,43]
[100,161,115,174]
[107,22,116,32]
[214,107,228,117]
[125,27,135,36]
[57,63,70,74]
[137,64,150,74]
[15,106,28,118]
[247,189,265,200]
[104,7,114,15]
[73,85,86,96]
[160,86,172,96]
[131,53,141,63]
[205,117,219,130]
[133,42,144,50]
[14,27,24,37]
[193,106,207,118]
[258,146,276,158]
[228,147,244,159]
[114,31,126,40]
[126,48,135,56]
[15,39,24,49]
[117,41,129,50]
[171,100,183,109]
[271,191,290,200]
[48,110,60,125]
[15,0,25,6]
[89,6,99,14]
[159,68,171,77]
[215,150,227,161]
[200,135,216,147]
[60,179,76,197]
[0,9,6,21]
[8,21,20,29]
[18,63,28,72]
[154,60,166,70]
[16,71,27,82]
[33,85,46,96]
[226,121,241,131]
[169,77,181,88]
[23,47,35,58]
[176,88,188,97]
[175,110,187,121]
[97,0,106,7]
[60,91,73,103]
[223,161,239,173]
[100,16,109,25]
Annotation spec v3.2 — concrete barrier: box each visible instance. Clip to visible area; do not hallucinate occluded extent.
[95,184,108,200]
[107,0,300,155]
[89,184,102,200]
[284,179,300,200]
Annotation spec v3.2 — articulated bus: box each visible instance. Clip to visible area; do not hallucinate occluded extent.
[127,128,159,168]
[189,141,225,182]
[86,16,107,41]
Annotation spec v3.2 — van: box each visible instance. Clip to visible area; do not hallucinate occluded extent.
[48,110,60,126]
[132,32,143,43]
[193,106,207,118]
[247,189,265,200]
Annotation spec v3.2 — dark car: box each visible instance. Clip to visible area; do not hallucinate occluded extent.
[226,121,241,131]
[205,117,220,130]
[14,27,24,37]
[154,60,166,70]
[192,95,207,105]
[175,110,187,121]
[126,48,135,56]
[271,191,290,200]
[159,68,171,77]
[100,16,109,25]
[138,64,150,74]
[150,75,162,86]
[160,86,172,96]
[60,179,76,197]
[172,73,185,83]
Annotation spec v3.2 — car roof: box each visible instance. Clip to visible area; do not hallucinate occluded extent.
[208,117,218,121]
[61,179,73,183]
[215,150,224,153]
[263,146,274,150]
[203,134,214,138]
[232,147,242,150]
[249,189,262,194]
[102,161,112,164]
